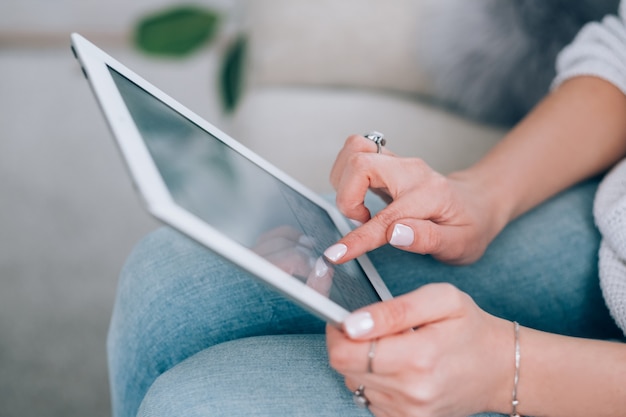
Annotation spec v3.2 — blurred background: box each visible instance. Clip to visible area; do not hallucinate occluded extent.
[0,1,237,416]
[7,0,591,415]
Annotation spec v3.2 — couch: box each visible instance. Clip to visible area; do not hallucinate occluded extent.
[224,0,506,193]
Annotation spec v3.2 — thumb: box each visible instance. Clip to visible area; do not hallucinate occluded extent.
[388,218,479,264]
[342,283,470,340]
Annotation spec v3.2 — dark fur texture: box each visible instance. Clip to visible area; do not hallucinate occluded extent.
[417,0,620,126]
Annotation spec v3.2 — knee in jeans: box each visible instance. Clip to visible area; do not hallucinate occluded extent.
[119,226,210,290]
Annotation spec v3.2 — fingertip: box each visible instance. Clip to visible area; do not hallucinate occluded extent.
[389,223,414,247]
[343,311,375,339]
[323,243,348,263]
[326,221,389,265]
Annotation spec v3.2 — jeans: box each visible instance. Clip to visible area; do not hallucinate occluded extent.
[108,179,622,417]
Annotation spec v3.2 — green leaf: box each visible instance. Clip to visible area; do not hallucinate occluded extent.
[220,35,247,112]
[135,6,220,57]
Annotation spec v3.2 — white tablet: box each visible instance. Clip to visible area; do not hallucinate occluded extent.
[70,33,393,326]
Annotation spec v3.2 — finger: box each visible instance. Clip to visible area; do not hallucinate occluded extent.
[388,218,477,264]
[330,135,395,188]
[327,326,395,378]
[333,154,381,224]
[323,220,388,265]
[343,283,472,339]
[344,376,397,412]
[326,181,467,265]
[332,150,397,224]
[329,135,367,190]
[329,328,411,377]
[347,331,432,377]
[323,199,415,264]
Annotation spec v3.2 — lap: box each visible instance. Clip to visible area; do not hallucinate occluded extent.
[138,335,505,417]
[111,178,620,417]
[108,228,325,417]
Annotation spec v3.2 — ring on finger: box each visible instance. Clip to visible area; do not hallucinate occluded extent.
[363,131,386,154]
[353,385,370,409]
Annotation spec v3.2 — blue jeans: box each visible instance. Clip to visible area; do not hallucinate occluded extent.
[108,179,621,417]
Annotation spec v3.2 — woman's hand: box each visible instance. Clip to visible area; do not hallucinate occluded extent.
[326,135,506,265]
[326,283,514,417]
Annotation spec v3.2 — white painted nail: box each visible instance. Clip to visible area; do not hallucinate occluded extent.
[314,257,329,277]
[324,243,347,262]
[390,223,414,247]
[344,311,374,338]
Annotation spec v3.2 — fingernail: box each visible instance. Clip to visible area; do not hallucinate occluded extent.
[314,257,329,277]
[390,223,414,247]
[324,243,347,262]
[349,218,363,227]
[344,311,374,338]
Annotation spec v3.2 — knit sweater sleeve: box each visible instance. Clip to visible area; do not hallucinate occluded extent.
[551,1,626,95]
[551,1,626,336]
[594,160,626,336]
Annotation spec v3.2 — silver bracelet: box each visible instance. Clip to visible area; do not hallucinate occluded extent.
[511,321,521,417]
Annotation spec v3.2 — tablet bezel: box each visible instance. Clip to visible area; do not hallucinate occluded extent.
[70,33,393,326]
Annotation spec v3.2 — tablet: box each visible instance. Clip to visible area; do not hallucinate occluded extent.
[70,33,393,326]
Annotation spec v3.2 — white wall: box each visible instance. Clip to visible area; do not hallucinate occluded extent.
[0,0,239,45]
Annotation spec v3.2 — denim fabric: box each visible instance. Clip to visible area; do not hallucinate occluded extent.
[137,335,503,417]
[108,178,621,417]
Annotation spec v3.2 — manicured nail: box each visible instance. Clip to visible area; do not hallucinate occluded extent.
[390,223,414,247]
[344,311,374,338]
[324,243,347,262]
[349,219,363,227]
[314,257,329,277]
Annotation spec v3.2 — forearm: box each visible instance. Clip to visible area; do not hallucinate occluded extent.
[453,76,626,234]
[494,327,626,417]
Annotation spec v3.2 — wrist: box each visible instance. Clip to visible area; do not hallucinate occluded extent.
[484,317,521,415]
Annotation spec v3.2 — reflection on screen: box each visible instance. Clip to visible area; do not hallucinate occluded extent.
[109,67,381,311]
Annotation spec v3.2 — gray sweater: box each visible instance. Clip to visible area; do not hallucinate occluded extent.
[552,0,626,335]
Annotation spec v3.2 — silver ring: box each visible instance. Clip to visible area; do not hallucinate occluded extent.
[353,385,370,409]
[364,131,386,154]
[367,340,377,373]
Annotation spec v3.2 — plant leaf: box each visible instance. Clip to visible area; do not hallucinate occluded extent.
[135,6,220,57]
[220,35,247,112]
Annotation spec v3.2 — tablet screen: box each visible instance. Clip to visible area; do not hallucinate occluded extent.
[109,68,382,311]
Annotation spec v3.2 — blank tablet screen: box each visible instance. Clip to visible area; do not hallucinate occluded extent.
[109,67,382,311]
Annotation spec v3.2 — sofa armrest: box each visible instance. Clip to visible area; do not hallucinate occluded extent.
[241,0,433,96]
[231,87,504,193]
